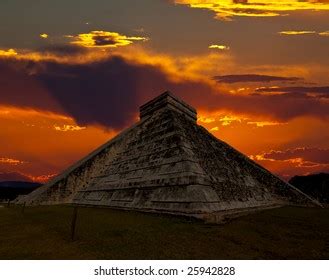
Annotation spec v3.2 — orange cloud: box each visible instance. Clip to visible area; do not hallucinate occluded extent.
[209,44,230,50]
[68,30,148,48]
[0,106,69,123]
[278,31,317,35]
[0,49,17,57]
[246,121,286,127]
[219,115,247,126]
[0,171,57,183]
[28,173,57,183]
[198,111,286,128]
[174,0,329,20]
[53,125,86,132]
[319,31,329,36]
[0,157,25,165]
[198,116,216,123]
[279,30,329,36]
[250,147,329,168]
[247,147,329,179]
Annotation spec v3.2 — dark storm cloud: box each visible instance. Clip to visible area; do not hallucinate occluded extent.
[0,54,215,129]
[1,54,329,129]
[0,59,64,113]
[214,91,329,121]
[213,74,302,84]
[34,62,329,124]
[36,57,234,129]
[35,56,150,129]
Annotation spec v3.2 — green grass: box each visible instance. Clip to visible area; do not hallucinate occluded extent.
[0,205,328,259]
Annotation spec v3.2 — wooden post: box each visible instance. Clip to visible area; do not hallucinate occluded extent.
[71,206,78,241]
[21,202,26,213]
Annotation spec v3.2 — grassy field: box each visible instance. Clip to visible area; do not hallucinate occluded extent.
[0,205,328,259]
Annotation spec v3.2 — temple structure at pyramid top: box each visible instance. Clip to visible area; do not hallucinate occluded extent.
[19,91,321,221]
[140,91,197,122]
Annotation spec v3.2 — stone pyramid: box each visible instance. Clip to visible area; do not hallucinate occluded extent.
[22,91,320,220]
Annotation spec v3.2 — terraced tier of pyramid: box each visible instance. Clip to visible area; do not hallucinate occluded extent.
[20,91,320,220]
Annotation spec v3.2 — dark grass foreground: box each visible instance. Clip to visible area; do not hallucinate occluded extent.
[0,205,328,259]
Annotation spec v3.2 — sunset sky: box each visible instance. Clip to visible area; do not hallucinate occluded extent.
[0,0,329,183]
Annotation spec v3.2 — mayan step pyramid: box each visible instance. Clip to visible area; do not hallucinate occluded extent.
[21,91,320,220]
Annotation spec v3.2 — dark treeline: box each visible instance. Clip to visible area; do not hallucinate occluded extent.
[289,173,329,204]
[0,181,41,201]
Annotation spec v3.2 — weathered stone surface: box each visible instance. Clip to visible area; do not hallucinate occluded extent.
[20,91,321,219]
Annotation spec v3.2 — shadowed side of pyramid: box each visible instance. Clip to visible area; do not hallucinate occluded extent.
[19,91,321,220]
